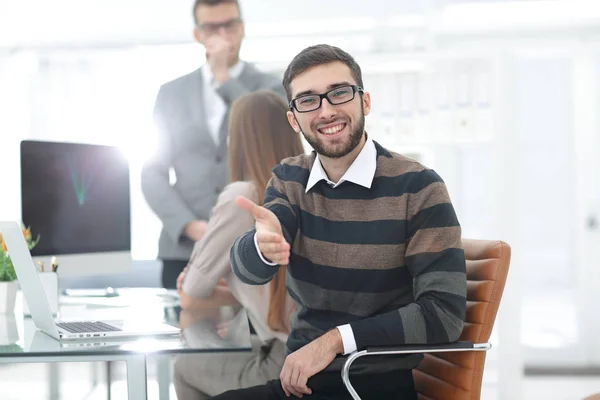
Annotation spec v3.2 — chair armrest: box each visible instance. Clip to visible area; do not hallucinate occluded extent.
[341,341,492,400]
[366,341,491,355]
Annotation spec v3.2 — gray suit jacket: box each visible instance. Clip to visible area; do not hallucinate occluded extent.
[141,63,285,261]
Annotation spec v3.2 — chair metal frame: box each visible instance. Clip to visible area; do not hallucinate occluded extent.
[341,239,511,400]
[341,341,491,400]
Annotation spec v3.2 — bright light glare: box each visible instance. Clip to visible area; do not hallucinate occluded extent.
[245,17,376,37]
[116,123,158,166]
[439,0,600,30]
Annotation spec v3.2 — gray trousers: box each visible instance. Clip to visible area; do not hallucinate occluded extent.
[174,335,286,400]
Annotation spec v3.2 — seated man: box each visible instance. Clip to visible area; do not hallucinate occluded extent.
[217,44,467,400]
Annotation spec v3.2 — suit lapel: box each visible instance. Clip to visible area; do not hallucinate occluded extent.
[216,63,256,152]
[188,67,217,150]
[237,63,256,88]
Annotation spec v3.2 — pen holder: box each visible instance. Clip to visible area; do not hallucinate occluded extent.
[0,314,19,345]
[23,272,58,317]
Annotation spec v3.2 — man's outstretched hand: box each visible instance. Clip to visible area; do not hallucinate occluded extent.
[235,196,290,265]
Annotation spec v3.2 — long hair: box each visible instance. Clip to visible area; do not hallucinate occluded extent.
[228,90,304,333]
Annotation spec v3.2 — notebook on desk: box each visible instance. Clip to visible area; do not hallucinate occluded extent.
[0,221,180,340]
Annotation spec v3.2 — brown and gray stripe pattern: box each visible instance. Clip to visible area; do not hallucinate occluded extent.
[231,140,467,373]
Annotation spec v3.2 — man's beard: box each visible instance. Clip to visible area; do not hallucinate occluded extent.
[299,112,365,159]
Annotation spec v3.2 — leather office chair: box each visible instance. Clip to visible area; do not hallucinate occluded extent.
[343,239,511,400]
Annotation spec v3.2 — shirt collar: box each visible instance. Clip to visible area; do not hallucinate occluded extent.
[305,136,377,193]
[201,60,245,86]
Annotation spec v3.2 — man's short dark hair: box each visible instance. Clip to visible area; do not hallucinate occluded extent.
[192,0,241,24]
[282,44,364,102]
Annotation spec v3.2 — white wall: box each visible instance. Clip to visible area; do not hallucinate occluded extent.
[0,55,33,222]
[514,56,574,286]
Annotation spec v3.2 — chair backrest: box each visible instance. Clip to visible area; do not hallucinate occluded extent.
[413,239,511,400]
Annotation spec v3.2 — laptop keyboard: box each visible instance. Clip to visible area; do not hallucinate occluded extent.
[56,321,122,333]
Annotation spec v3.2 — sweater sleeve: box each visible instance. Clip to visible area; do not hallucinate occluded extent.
[230,164,298,285]
[350,170,467,349]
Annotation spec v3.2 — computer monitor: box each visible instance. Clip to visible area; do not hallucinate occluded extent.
[20,140,132,276]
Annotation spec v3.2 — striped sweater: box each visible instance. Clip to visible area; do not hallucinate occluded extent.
[231,141,466,372]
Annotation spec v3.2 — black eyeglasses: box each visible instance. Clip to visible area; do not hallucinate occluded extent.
[289,85,364,113]
[196,18,242,35]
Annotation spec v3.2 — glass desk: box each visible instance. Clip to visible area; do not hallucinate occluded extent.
[0,289,252,400]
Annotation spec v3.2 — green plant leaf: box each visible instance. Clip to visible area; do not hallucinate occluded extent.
[0,224,39,282]
[0,251,16,282]
[27,234,40,251]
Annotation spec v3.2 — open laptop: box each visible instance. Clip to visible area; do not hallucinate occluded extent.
[29,329,126,351]
[0,221,180,340]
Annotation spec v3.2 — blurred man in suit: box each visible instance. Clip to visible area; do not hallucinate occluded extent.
[142,0,285,288]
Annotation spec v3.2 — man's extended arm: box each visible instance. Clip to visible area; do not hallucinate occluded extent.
[230,165,298,285]
[141,87,197,244]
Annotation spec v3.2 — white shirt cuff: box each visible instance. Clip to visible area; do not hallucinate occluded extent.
[336,324,357,355]
[254,232,278,266]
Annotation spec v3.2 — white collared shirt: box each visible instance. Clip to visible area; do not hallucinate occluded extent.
[201,61,245,145]
[305,136,377,192]
[255,136,377,356]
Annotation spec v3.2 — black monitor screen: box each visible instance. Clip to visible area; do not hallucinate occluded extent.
[20,140,131,256]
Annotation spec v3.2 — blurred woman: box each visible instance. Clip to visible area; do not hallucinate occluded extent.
[174,90,304,400]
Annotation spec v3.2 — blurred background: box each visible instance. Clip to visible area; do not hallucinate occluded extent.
[1,0,600,398]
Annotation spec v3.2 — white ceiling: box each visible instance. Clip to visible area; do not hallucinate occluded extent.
[1,0,600,49]
[0,0,428,48]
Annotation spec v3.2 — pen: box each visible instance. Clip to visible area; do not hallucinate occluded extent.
[51,256,59,273]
